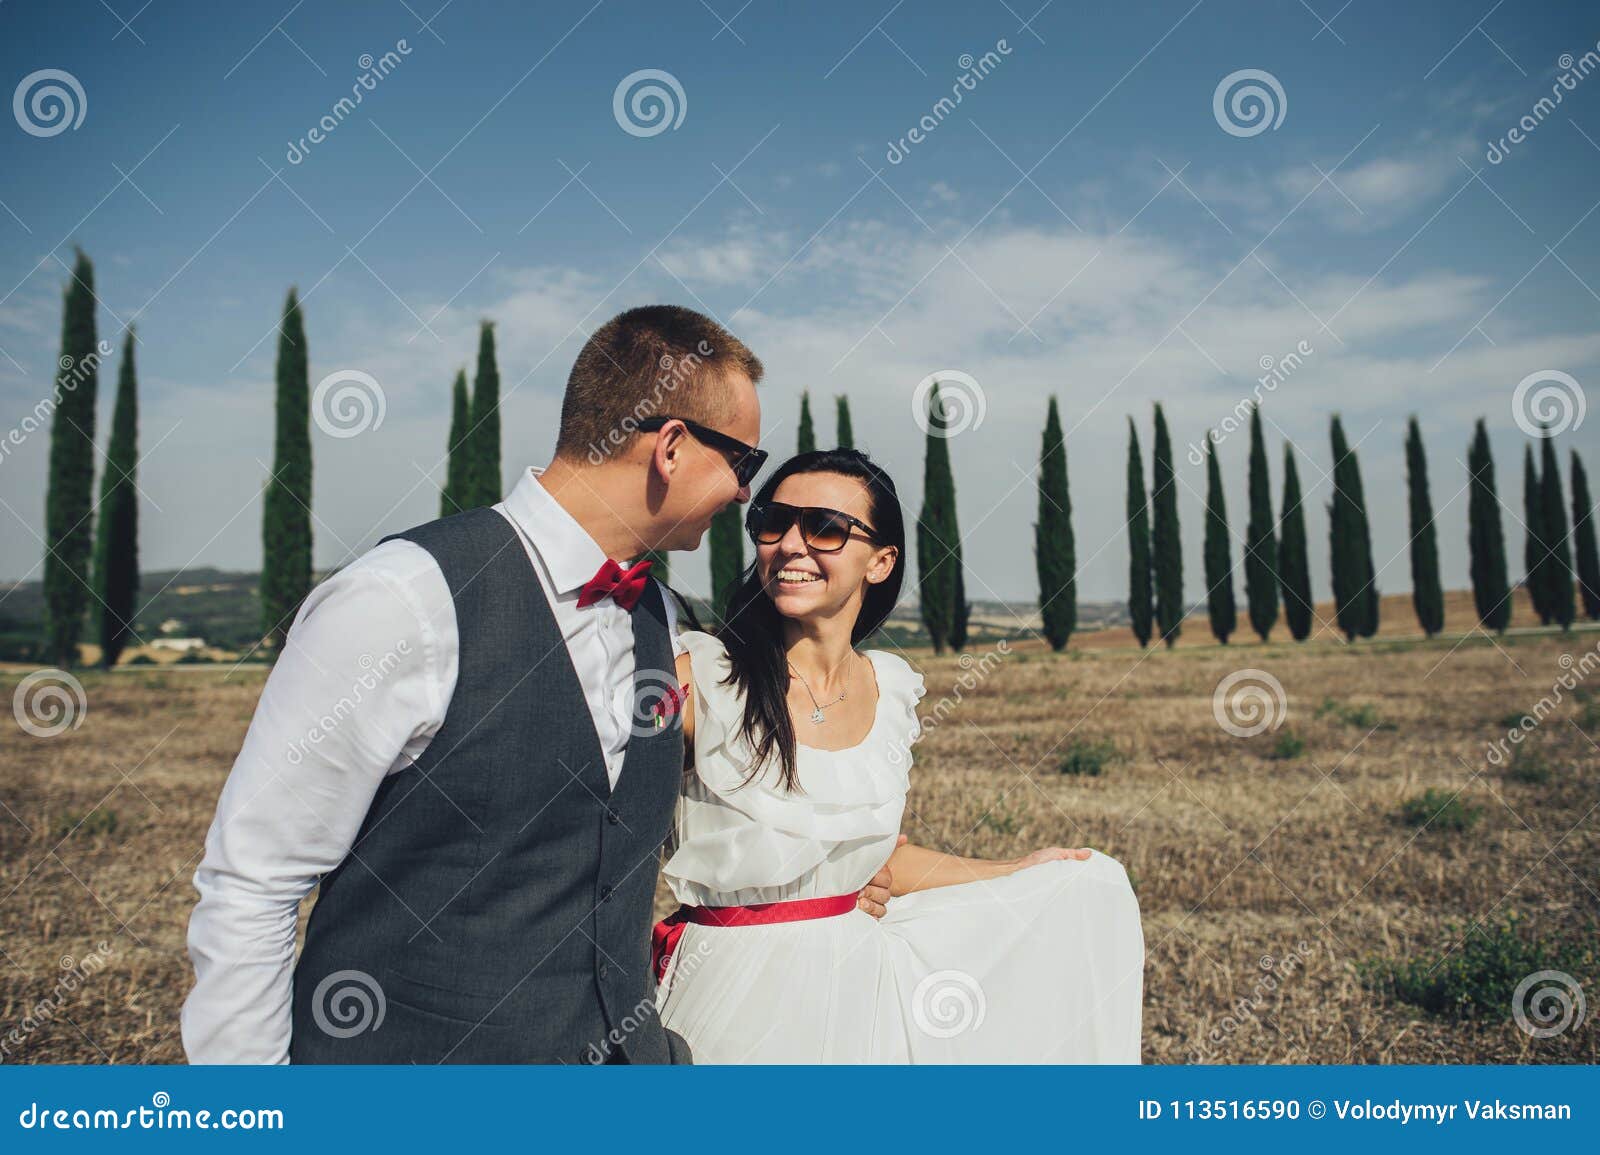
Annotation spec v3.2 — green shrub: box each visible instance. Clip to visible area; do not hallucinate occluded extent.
[1318,697,1395,730]
[1505,748,1551,784]
[1267,729,1305,760]
[1360,914,1595,1019]
[1059,738,1117,776]
[126,653,156,666]
[977,796,1020,835]
[1577,699,1600,733]
[53,809,119,841]
[1498,711,1529,730]
[1399,787,1483,832]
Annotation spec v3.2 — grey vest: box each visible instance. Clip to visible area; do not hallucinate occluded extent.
[289,507,688,1064]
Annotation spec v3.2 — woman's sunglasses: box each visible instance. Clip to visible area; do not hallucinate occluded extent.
[635,416,768,488]
[746,501,880,554]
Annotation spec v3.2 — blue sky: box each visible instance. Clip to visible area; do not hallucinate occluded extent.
[1,0,1598,610]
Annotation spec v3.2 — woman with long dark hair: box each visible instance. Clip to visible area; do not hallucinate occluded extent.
[654,448,1144,1062]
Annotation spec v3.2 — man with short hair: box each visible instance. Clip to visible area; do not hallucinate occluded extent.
[181,305,891,1064]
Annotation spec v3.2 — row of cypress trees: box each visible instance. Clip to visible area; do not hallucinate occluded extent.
[709,386,1600,655]
[39,249,143,668]
[1122,407,1599,649]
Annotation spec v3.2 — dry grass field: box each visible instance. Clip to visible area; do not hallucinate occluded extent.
[2,590,1596,1064]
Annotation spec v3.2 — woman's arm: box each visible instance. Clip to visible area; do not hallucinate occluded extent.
[885,841,1093,897]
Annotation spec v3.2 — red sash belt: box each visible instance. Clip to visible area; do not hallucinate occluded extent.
[651,891,861,983]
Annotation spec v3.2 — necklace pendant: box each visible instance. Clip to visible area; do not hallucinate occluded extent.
[810,707,825,724]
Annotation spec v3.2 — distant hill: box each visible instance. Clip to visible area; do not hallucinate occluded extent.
[0,568,266,661]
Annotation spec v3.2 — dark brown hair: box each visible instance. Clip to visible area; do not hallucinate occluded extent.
[554,305,764,464]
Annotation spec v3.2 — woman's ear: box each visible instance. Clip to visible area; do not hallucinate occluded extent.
[865,545,898,584]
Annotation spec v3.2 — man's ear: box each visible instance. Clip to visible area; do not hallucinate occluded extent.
[650,421,685,480]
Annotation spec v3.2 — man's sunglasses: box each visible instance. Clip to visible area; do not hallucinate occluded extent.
[746,501,880,554]
[635,416,768,488]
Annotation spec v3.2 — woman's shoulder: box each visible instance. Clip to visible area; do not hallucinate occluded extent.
[677,628,730,675]
[864,647,927,716]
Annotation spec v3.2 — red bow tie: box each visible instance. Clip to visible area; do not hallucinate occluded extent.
[576,558,654,611]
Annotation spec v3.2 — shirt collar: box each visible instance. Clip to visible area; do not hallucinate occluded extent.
[500,466,612,596]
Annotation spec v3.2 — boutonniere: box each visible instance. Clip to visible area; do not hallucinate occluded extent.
[653,683,689,728]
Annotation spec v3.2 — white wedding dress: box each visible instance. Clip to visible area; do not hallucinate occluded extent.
[655,630,1145,1063]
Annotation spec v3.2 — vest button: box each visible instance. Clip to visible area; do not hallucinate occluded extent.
[599,963,610,980]
[600,884,613,901]
[606,807,621,825]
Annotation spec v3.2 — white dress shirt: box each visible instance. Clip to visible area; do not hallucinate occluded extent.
[180,467,683,1064]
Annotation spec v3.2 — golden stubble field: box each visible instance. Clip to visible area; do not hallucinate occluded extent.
[2,595,1597,1064]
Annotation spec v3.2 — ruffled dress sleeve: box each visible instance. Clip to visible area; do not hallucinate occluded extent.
[661,630,926,904]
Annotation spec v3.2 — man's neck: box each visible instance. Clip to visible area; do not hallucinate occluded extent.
[534,458,649,561]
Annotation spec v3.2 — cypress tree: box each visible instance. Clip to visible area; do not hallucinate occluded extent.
[835,395,854,450]
[1151,403,1183,647]
[469,321,501,506]
[1467,419,1512,633]
[1523,445,1549,624]
[639,548,669,584]
[43,248,100,667]
[92,330,139,668]
[1126,419,1153,648]
[1571,450,1600,621]
[1277,442,1313,641]
[950,557,971,651]
[708,505,744,622]
[1243,404,1277,642]
[441,369,472,516]
[1202,440,1236,644]
[1539,436,1575,629]
[1404,416,1444,637]
[1035,396,1075,651]
[1328,416,1379,641]
[261,288,313,649]
[797,391,816,454]
[917,382,960,654]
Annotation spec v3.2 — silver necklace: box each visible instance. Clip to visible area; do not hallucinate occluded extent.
[788,657,852,724]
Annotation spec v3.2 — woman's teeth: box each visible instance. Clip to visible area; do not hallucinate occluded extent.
[777,569,820,584]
